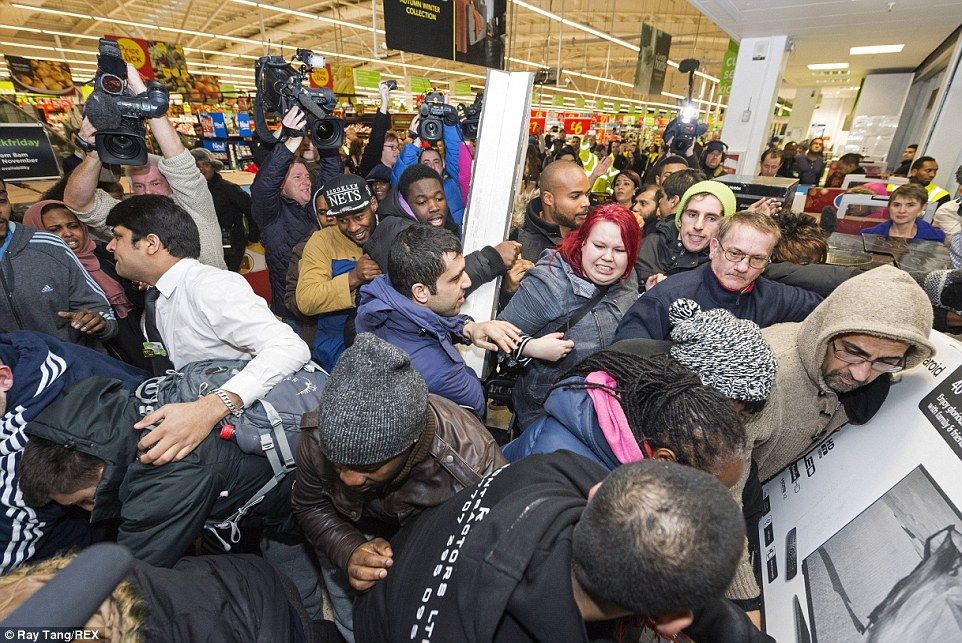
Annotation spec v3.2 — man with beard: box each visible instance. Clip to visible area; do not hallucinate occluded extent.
[615,211,822,341]
[519,160,590,262]
[296,174,381,369]
[722,265,935,611]
[292,333,505,641]
[903,156,951,207]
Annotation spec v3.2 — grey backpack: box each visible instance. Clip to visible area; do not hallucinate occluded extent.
[135,359,329,549]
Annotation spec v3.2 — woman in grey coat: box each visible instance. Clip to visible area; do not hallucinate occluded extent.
[499,204,640,427]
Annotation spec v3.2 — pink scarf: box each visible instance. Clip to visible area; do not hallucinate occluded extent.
[584,370,648,464]
[23,200,133,319]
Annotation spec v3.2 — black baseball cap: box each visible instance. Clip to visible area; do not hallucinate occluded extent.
[365,163,393,185]
[322,174,374,217]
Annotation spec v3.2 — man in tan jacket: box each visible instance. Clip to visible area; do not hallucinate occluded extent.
[730,265,935,621]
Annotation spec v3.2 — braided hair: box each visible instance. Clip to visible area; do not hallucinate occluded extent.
[560,351,747,473]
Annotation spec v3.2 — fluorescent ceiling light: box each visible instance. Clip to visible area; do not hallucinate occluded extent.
[808,63,849,70]
[850,44,904,55]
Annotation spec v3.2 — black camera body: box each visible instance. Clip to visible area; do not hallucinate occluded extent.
[459,92,483,140]
[83,38,169,166]
[254,49,344,150]
[418,92,458,142]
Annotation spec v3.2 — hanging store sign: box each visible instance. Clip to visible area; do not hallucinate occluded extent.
[563,117,591,137]
[529,109,547,136]
[718,39,739,96]
[408,76,432,94]
[0,123,61,180]
[354,69,381,90]
[382,0,506,69]
[633,23,672,95]
[309,64,334,90]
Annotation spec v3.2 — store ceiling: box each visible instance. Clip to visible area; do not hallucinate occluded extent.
[690,0,962,87]
[0,0,733,113]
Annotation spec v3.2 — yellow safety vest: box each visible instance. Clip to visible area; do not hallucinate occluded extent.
[887,182,950,203]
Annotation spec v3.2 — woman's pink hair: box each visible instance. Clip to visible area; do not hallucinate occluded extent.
[557,203,641,282]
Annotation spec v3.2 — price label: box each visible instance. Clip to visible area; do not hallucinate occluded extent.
[564,117,591,136]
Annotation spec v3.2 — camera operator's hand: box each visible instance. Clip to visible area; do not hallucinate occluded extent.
[282,106,307,152]
[125,63,147,95]
[407,115,420,142]
[76,117,98,159]
[379,81,392,114]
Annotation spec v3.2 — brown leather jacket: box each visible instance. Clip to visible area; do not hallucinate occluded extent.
[292,394,506,570]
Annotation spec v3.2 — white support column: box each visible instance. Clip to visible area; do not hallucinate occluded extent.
[720,35,790,175]
[459,70,534,377]
[919,33,962,197]
[785,87,820,142]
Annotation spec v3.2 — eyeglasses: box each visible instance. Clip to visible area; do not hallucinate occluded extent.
[384,144,399,151]
[830,339,906,373]
[718,242,770,269]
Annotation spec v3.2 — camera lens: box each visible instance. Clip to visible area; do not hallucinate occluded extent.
[420,118,442,142]
[310,117,344,150]
[104,134,142,160]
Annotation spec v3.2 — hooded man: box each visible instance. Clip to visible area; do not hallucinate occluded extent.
[292,333,505,641]
[17,376,297,569]
[0,331,146,574]
[354,452,757,643]
[295,174,380,369]
[616,210,823,341]
[725,265,935,609]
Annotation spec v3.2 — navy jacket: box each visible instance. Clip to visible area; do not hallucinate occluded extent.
[615,262,823,342]
[502,379,619,470]
[250,144,340,317]
[355,275,485,418]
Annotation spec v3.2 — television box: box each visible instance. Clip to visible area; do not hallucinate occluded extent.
[715,174,800,210]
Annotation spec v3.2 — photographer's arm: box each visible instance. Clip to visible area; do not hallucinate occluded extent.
[358,82,391,178]
[63,118,119,236]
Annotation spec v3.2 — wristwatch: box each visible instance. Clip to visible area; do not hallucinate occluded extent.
[213,388,244,418]
[74,133,97,154]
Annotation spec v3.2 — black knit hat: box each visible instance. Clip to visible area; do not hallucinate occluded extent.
[316,333,429,466]
[668,299,776,402]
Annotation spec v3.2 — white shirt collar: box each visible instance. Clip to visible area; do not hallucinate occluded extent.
[155,258,199,299]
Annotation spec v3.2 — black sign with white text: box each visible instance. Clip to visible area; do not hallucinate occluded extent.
[0,124,61,181]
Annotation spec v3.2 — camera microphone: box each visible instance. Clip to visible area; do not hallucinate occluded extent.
[84,92,123,131]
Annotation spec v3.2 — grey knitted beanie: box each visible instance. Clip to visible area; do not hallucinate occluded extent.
[668,299,776,402]
[316,333,429,466]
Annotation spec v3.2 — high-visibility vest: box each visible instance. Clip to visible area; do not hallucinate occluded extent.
[888,181,950,203]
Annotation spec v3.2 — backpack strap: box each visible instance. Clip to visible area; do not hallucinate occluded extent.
[204,399,298,551]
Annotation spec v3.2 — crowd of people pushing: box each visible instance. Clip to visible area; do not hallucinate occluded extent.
[0,67,960,642]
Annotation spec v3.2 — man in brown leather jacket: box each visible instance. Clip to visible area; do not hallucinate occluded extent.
[292,333,505,641]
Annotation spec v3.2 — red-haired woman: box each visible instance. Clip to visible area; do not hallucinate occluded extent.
[498,203,641,426]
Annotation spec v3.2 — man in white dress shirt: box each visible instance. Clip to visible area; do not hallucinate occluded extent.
[104,194,311,466]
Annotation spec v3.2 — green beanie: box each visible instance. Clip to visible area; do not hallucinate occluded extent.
[674,181,737,227]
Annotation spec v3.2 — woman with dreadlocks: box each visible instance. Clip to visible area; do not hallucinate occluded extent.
[502,352,747,488]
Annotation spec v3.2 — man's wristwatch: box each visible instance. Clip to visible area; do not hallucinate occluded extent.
[74,133,97,154]
[213,388,244,417]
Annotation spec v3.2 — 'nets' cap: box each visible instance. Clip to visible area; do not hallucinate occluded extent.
[322,173,373,217]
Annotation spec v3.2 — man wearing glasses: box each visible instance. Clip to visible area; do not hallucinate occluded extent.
[727,265,936,617]
[615,210,822,341]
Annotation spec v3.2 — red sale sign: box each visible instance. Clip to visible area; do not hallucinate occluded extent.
[563,117,591,136]
[529,109,547,135]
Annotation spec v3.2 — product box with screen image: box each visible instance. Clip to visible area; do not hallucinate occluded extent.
[760,331,962,642]
[714,174,799,210]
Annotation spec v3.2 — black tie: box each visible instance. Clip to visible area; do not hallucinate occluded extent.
[143,287,174,375]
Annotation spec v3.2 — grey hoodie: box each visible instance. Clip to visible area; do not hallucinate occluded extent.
[726,265,935,601]
[0,222,117,343]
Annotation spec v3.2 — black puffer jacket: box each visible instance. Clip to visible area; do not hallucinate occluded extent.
[23,377,294,567]
[519,196,563,263]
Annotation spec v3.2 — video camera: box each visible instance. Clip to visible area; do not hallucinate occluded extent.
[663,58,705,155]
[459,92,483,140]
[83,39,169,166]
[418,92,459,142]
[254,49,344,150]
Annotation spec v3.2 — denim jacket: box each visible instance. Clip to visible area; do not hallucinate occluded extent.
[498,250,638,426]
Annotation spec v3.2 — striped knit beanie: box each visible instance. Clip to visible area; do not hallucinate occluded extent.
[316,333,429,466]
[668,299,776,402]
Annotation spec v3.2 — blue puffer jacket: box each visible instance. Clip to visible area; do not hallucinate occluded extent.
[498,250,638,427]
[391,123,465,230]
[355,275,485,418]
[502,378,619,470]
